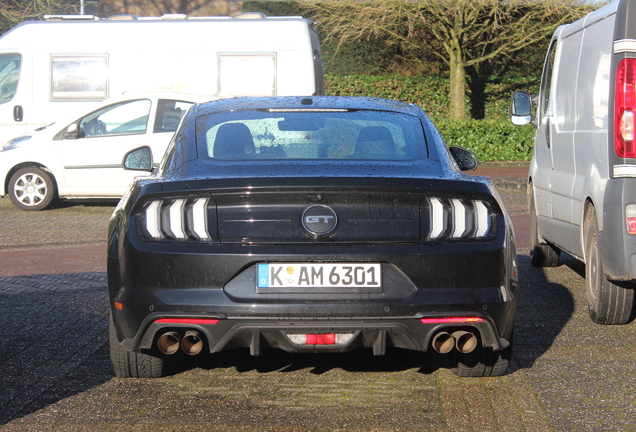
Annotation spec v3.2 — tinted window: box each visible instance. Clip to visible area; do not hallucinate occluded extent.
[195,109,425,161]
[0,54,21,105]
[78,100,151,138]
[153,99,194,133]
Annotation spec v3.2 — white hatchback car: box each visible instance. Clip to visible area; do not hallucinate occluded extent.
[0,92,218,210]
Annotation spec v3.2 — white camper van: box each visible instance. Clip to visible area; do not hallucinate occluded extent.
[0,13,325,146]
[510,0,636,325]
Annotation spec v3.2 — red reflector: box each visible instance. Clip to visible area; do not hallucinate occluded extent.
[419,317,485,324]
[615,58,636,158]
[306,333,336,345]
[155,318,219,325]
[628,218,636,235]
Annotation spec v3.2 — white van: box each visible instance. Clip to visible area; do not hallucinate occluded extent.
[0,13,324,146]
[511,0,636,325]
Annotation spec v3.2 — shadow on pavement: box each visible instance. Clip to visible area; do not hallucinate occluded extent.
[513,254,575,369]
[169,346,448,378]
[46,198,120,210]
[0,275,112,425]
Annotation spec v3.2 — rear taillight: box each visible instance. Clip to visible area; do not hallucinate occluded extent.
[140,197,213,241]
[615,58,636,158]
[423,197,497,241]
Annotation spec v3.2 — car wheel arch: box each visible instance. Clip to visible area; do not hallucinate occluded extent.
[6,162,58,198]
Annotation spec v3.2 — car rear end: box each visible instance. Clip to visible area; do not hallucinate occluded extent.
[108,96,517,377]
[109,176,516,360]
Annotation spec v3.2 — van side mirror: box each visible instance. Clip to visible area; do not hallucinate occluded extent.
[510,91,536,127]
[123,146,153,171]
[449,146,478,171]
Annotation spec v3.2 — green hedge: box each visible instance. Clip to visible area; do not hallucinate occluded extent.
[325,74,539,161]
[326,75,452,120]
[325,74,539,121]
[435,119,535,162]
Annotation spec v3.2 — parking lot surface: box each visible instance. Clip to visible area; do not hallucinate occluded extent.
[1,166,635,431]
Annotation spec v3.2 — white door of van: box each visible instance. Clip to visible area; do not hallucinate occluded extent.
[544,31,582,253]
[0,53,30,147]
[533,42,557,228]
[533,36,580,253]
[61,99,154,196]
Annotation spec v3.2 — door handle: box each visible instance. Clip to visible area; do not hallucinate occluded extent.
[13,105,23,122]
[544,117,551,148]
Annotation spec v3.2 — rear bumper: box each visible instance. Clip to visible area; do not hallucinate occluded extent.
[129,312,512,356]
[601,178,636,282]
[108,226,517,356]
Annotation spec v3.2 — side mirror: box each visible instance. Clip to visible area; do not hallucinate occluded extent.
[449,146,478,171]
[65,122,79,139]
[123,146,153,171]
[510,91,535,127]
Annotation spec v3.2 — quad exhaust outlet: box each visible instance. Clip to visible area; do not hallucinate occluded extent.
[431,330,478,354]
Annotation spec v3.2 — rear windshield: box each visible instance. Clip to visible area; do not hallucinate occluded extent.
[195,109,427,161]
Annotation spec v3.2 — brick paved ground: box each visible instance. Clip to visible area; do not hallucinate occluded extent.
[0,246,106,279]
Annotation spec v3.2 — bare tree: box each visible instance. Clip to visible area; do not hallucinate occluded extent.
[303,0,592,120]
[99,0,242,18]
[0,0,79,34]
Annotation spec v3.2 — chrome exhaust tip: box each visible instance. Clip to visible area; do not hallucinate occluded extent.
[158,331,181,355]
[453,330,478,354]
[181,330,203,355]
[431,331,455,354]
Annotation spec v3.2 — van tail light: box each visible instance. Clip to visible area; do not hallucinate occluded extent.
[615,58,636,158]
[626,204,636,235]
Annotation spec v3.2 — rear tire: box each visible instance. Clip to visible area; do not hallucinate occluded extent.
[451,342,512,377]
[529,188,560,267]
[584,211,634,325]
[110,314,167,378]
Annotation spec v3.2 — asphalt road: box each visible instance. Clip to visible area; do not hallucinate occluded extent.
[0,188,635,431]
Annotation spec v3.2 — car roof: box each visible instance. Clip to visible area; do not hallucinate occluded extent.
[193,96,424,116]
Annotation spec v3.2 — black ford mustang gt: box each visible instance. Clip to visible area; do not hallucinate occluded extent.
[108,96,517,378]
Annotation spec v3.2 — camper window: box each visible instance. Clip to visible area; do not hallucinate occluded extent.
[218,54,276,96]
[0,54,21,104]
[50,55,108,100]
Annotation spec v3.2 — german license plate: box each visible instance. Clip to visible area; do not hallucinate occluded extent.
[257,263,381,289]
